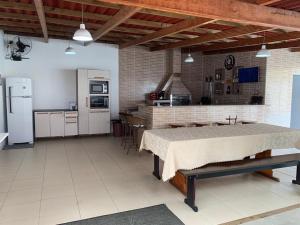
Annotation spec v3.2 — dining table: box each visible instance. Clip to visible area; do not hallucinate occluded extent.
[140,123,300,183]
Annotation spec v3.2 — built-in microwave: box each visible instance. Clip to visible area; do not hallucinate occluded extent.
[90,96,109,109]
[89,80,109,94]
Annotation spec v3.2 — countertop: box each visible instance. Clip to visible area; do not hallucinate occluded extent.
[0,133,8,144]
[139,104,266,108]
[33,109,77,112]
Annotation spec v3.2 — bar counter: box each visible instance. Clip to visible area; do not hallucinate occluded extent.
[137,104,266,129]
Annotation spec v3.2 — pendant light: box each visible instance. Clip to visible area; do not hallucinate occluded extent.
[65,42,76,55]
[73,2,93,42]
[184,49,194,63]
[256,32,271,58]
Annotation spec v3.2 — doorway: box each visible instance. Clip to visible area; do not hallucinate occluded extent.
[291,75,300,128]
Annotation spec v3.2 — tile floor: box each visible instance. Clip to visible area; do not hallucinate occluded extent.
[0,136,299,225]
[242,208,300,225]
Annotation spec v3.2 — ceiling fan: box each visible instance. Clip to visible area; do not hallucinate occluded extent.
[5,36,32,61]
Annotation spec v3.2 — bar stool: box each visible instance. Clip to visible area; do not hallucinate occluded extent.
[119,112,131,149]
[126,115,146,154]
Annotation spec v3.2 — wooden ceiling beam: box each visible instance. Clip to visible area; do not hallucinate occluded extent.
[256,0,282,6]
[0,11,190,41]
[0,20,170,46]
[0,20,41,29]
[203,39,300,54]
[120,18,214,49]
[188,31,300,52]
[65,0,189,19]
[0,1,169,30]
[1,26,126,45]
[97,0,300,31]
[33,0,48,42]
[0,1,222,39]
[151,25,271,51]
[289,47,300,52]
[89,5,141,43]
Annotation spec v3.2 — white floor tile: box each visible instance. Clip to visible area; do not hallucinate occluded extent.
[0,137,298,225]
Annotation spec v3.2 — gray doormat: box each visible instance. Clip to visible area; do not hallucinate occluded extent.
[60,204,185,225]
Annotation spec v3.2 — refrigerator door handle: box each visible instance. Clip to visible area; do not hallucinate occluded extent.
[8,86,12,114]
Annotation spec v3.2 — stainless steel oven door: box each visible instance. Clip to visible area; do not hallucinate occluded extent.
[90,96,109,109]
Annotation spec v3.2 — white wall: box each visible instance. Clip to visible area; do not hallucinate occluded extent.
[0,31,6,148]
[2,34,119,118]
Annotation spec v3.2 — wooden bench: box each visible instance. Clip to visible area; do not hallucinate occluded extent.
[152,154,300,212]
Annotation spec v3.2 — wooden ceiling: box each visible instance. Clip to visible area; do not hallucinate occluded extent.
[1,0,300,54]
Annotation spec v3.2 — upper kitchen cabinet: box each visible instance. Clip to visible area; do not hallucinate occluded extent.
[87,69,110,80]
[77,69,111,135]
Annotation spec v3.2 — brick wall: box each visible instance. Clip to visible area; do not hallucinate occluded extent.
[119,46,182,111]
[119,46,168,111]
[120,47,300,128]
[181,53,204,104]
[138,104,265,129]
[181,51,267,105]
[265,49,300,126]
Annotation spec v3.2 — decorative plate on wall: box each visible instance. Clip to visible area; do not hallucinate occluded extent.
[224,55,235,70]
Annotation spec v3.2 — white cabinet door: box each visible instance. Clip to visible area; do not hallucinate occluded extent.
[88,111,110,134]
[77,69,89,135]
[35,112,50,138]
[49,112,65,137]
[87,70,110,79]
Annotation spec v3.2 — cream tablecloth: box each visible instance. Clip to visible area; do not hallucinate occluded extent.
[139,124,300,181]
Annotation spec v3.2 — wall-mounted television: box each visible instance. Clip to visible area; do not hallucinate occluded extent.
[238,67,259,83]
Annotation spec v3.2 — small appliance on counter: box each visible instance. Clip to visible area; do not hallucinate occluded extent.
[6,77,33,145]
[69,101,77,111]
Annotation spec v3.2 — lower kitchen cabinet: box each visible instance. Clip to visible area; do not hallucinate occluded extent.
[34,111,78,138]
[35,112,50,138]
[65,111,78,136]
[88,111,110,134]
[49,112,65,137]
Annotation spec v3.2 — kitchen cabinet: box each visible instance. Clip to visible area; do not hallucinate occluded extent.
[35,112,50,138]
[34,111,78,138]
[77,69,89,135]
[77,69,111,135]
[49,112,65,137]
[65,111,78,136]
[88,111,110,134]
[88,69,110,79]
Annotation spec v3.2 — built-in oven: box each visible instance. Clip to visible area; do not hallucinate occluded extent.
[89,80,109,94]
[90,96,109,109]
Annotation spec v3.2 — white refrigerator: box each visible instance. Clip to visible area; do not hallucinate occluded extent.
[6,77,33,145]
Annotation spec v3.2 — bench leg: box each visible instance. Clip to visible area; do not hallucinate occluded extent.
[292,164,300,185]
[184,176,198,212]
[152,154,161,180]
